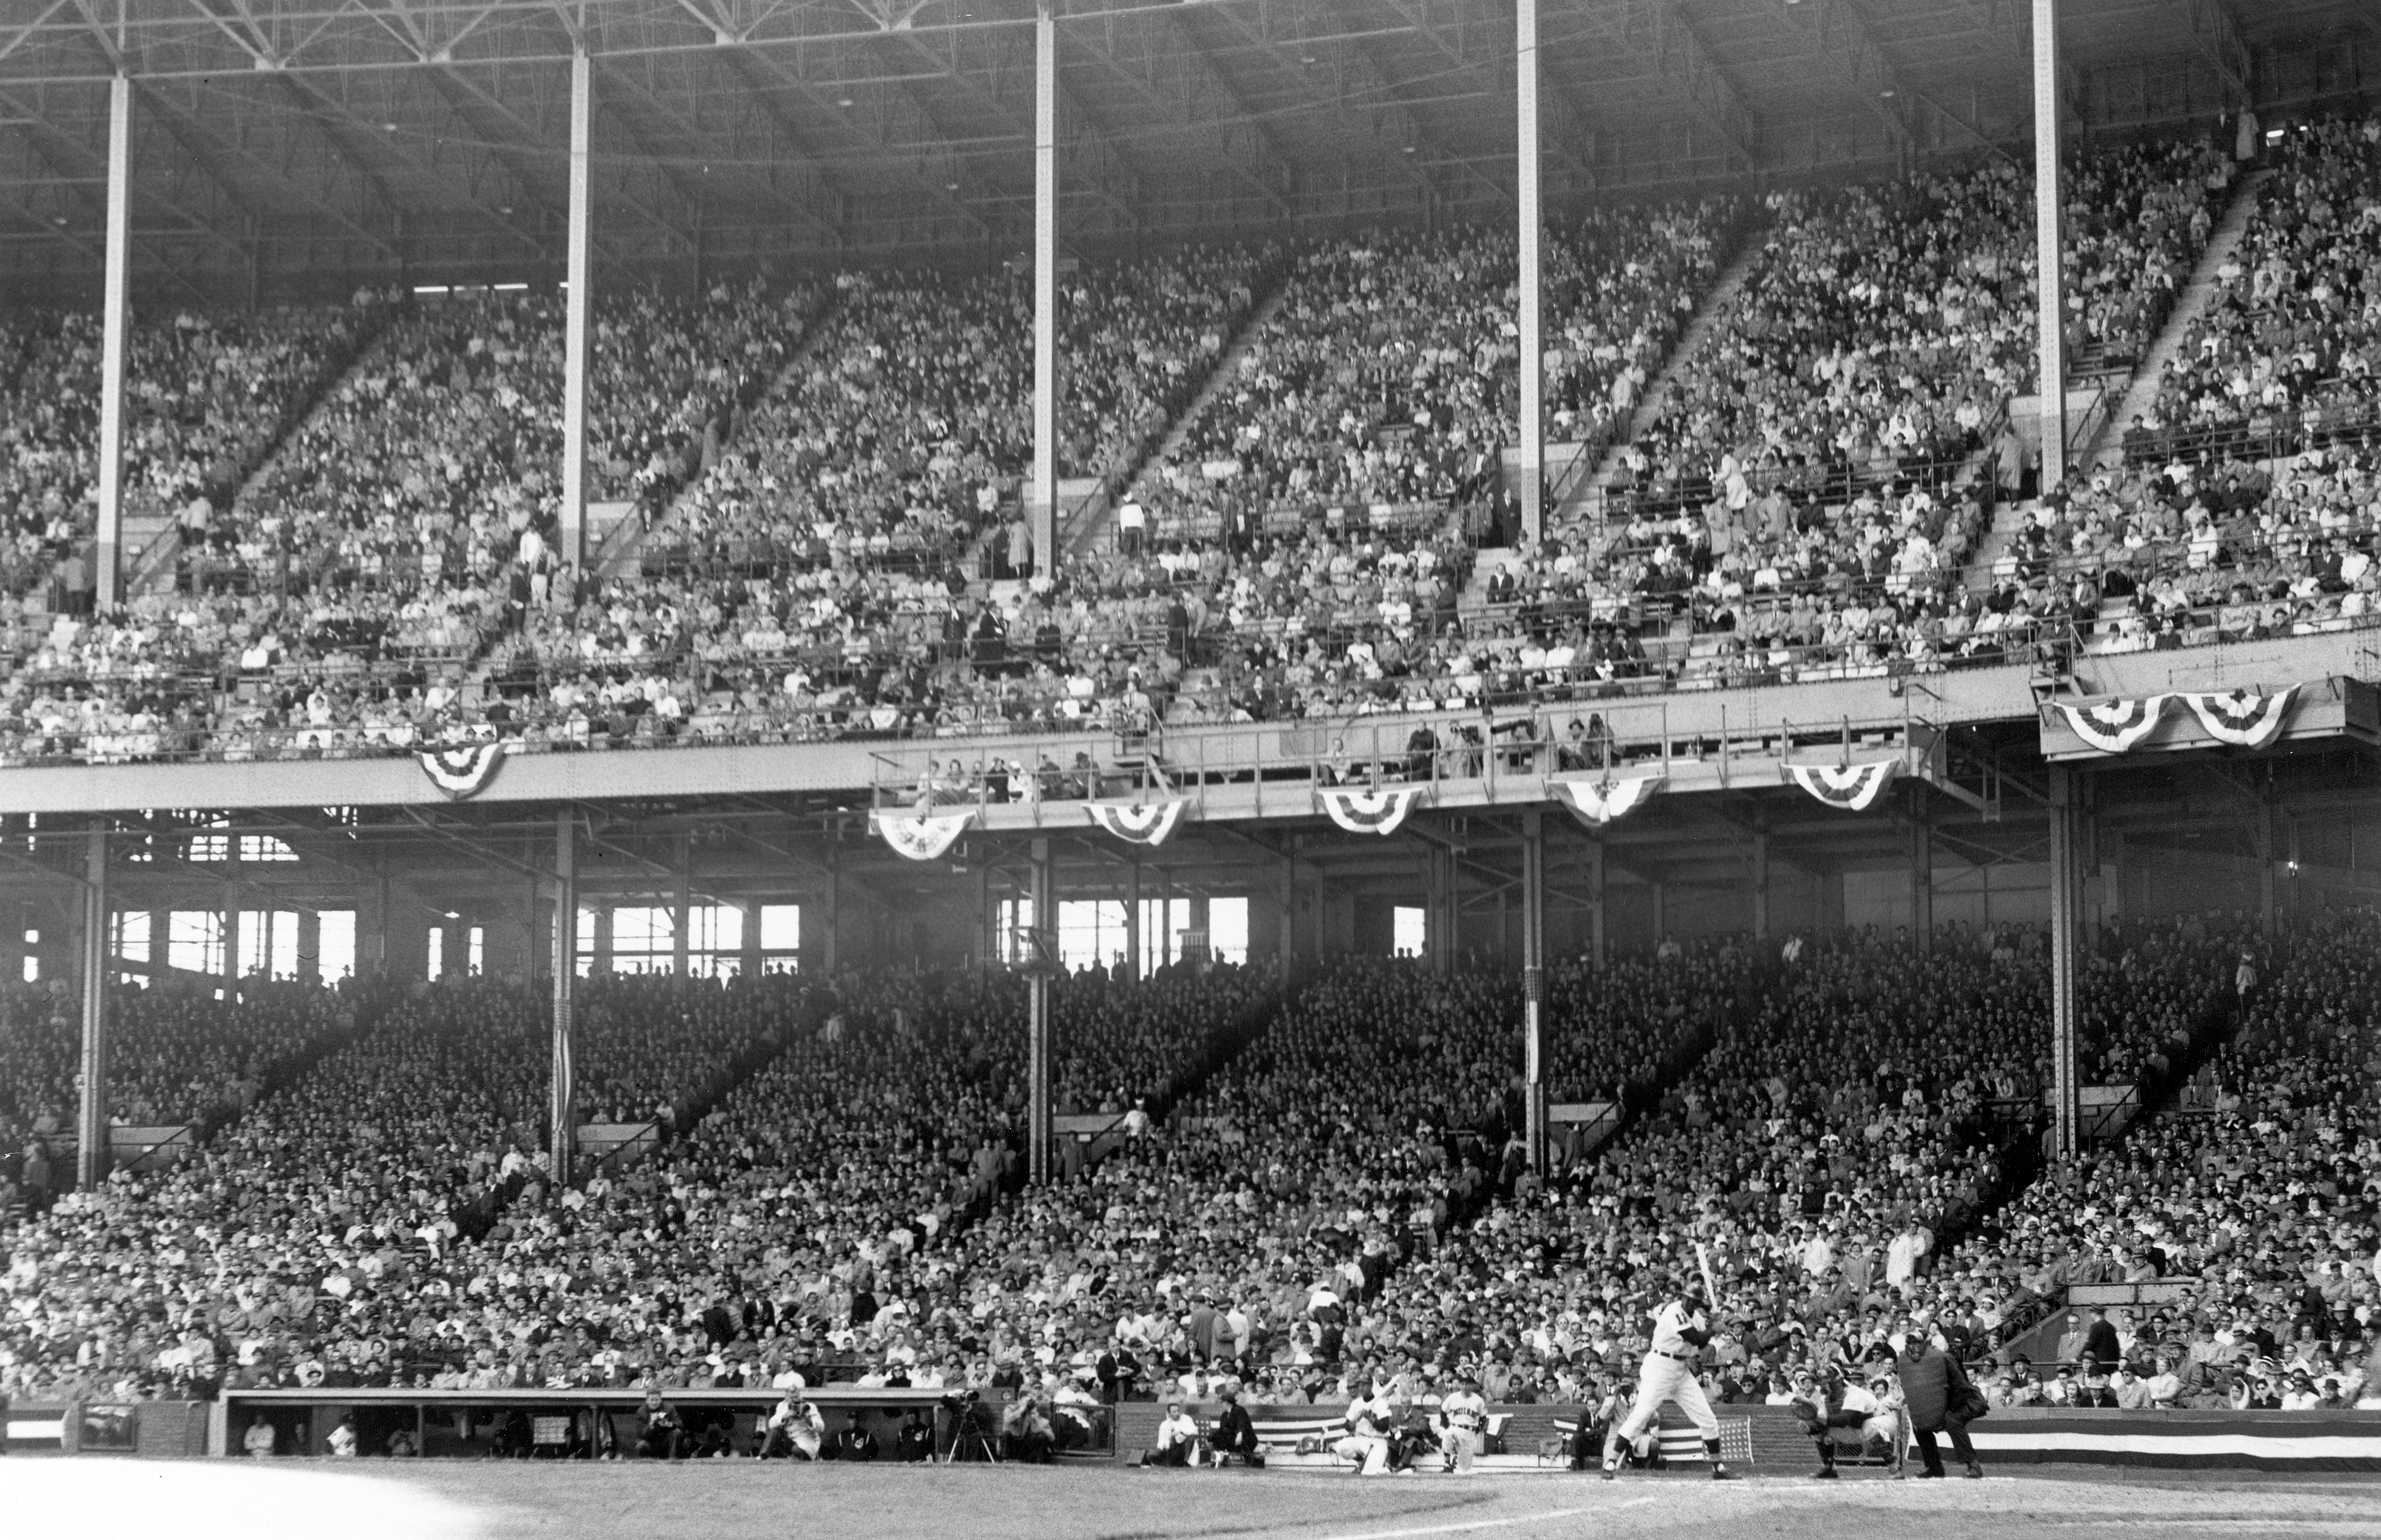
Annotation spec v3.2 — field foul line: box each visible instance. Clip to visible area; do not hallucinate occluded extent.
[1316,1497,1651,1540]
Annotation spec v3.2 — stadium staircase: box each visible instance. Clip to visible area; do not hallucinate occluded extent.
[591,287,848,581]
[2080,166,2273,469]
[1557,218,1773,526]
[1074,274,1297,558]
[123,299,402,597]
[1061,258,1298,563]
[1957,168,2271,593]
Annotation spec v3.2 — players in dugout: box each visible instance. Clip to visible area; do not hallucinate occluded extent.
[1601,1277,1740,1481]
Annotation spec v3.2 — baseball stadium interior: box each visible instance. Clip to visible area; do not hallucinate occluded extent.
[0,0,2377,1527]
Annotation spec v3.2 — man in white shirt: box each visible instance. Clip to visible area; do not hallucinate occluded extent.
[1153,1400,1203,1467]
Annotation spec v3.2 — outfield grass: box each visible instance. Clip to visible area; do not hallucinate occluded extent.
[3,1458,2374,1540]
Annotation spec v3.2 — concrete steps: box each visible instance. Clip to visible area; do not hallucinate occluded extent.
[1095,277,1297,548]
[2082,168,2272,468]
[594,289,846,580]
[128,300,400,596]
[1059,258,1297,561]
[1455,545,1516,620]
[1560,223,1771,523]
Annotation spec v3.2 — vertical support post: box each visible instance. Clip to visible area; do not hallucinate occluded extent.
[2256,794,2277,932]
[1651,880,1667,944]
[2032,0,2067,487]
[221,880,242,983]
[1748,818,1771,942]
[77,819,108,1189]
[2048,768,2082,1158]
[1515,0,1544,542]
[1029,1,1058,574]
[671,846,692,977]
[298,908,321,984]
[1124,860,1142,982]
[1909,787,1934,953]
[1521,810,1547,1170]
[94,73,131,609]
[550,809,578,1187]
[1027,838,1054,1185]
[1584,838,1606,963]
[560,48,593,569]
[1427,845,1454,974]
[821,855,840,974]
[1276,848,1298,985]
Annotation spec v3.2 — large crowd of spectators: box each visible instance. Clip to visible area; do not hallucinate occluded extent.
[2120,117,2381,466]
[9,125,2381,764]
[1953,909,2378,1410]
[1,903,2372,1418]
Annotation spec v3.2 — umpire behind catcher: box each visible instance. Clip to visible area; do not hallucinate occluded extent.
[1896,1315,1985,1479]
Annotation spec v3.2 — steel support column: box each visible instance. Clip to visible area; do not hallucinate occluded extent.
[2256,794,2277,932]
[2048,768,2082,1158]
[1124,860,1142,982]
[560,49,593,569]
[77,819,108,1189]
[671,847,692,976]
[94,74,131,608]
[1516,0,1544,542]
[821,853,840,974]
[1748,821,1770,941]
[1277,849,1298,984]
[2032,0,2068,486]
[1029,2,1058,574]
[1585,838,1606,962]
[550,809,578,1186]
[1910,788,1935,952]
[1521,810,1547,1170]
[1027,837,1055,1185]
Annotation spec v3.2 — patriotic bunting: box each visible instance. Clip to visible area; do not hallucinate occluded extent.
[2180,684,2297,749]
[869,807,976,862]
[2053,695,2170,755]
[1317,784,1426,837]
[1550,774,1664,827]
[416,741,508,801]
[1084,798,1188,847]
[1783,759,1901,812]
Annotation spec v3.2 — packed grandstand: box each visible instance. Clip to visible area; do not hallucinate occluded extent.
[1,912,2374,1420]
[0,116,2376,766]
[2,52,2380,1475]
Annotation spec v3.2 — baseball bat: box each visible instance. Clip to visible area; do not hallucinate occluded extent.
[1693,1242,1720,1312]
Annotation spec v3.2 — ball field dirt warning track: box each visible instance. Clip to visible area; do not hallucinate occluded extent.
[3,1459,2377,1540]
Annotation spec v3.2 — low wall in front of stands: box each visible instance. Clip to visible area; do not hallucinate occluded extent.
[3,1400,210,1457]
[1111,1402,2381,1472]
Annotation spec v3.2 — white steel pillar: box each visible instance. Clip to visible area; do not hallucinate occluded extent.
[550,809,578,1185]
[1516,0,1545,542]
[560,49,593,569]
[2032,0,2068,487]
[95,74,132,608]
[2048,768,2082,1157]
[1521,810,1547,1170]
[1027,838,1055,1184]
[77,820,108,1189]
[1030,2,1058,575]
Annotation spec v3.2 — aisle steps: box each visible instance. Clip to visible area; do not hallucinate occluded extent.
[2082,168,2273,468]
